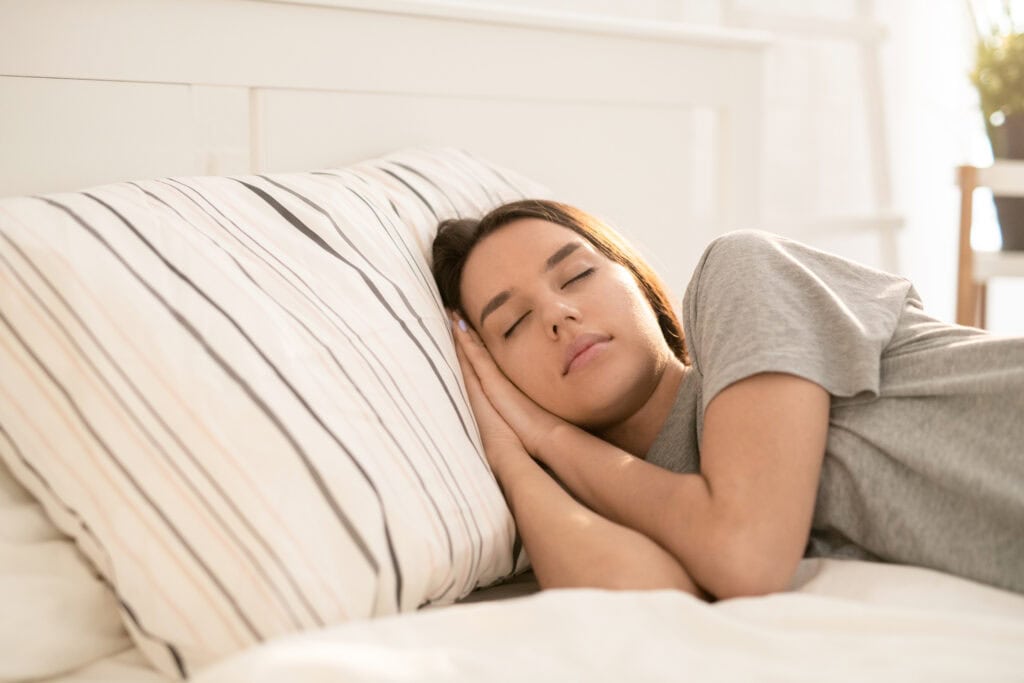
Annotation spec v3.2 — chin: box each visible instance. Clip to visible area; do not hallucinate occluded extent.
[566,362,655,429]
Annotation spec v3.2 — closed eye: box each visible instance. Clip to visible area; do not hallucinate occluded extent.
[502,268,597,339]
[563,268,595,288]
[503,313,528,339]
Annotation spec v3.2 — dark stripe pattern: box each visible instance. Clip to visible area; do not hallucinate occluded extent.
[0,147,550,678]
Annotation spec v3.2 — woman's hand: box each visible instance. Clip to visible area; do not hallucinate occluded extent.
[449,310,565,458]
[449,314,530,478]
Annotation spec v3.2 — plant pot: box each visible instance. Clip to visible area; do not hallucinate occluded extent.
[992,112,1024,251]
[994,197,1024,250]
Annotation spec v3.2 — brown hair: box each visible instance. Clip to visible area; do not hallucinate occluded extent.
[431,199,689,364]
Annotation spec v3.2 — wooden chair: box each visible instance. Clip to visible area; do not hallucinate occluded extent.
[955,162,1024,328]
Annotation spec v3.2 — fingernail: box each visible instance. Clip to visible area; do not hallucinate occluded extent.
[458,318,467,332]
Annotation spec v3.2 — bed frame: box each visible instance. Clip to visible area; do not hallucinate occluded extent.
[0,0,768,301]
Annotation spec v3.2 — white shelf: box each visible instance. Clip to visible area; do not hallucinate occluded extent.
[974,160,1024,198]
[967,161,1024,281]
[955,165,1024,326]
[975,250,1024,280]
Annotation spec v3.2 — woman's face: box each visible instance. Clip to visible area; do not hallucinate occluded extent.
[459,218,674,430]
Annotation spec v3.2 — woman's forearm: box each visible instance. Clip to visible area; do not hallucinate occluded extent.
[486,442,709,599]
[532,423,733,598]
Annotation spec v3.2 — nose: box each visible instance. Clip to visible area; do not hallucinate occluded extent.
[544,298,581,338]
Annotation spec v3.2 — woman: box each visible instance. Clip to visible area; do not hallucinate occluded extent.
[431,199,1024,602]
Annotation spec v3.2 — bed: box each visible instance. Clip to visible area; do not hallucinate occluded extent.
[1,1,1023,682]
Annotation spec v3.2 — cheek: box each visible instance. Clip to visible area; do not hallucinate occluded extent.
[603,270,645,308]
[490,348,530,386]
[490,345,553,399]
[598,279,649,328]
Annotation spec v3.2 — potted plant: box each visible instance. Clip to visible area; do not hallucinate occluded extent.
[969,0,1024,250]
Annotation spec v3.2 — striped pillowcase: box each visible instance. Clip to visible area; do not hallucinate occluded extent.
[0,148,549,678]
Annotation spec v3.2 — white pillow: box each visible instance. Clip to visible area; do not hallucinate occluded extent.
[0,457,131,682]
[0,148,548,678]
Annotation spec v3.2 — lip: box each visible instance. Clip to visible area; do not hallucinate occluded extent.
[562,333,611,375]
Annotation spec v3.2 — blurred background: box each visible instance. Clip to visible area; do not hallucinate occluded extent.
[413,0,1024,333]
[3,0,1020,333]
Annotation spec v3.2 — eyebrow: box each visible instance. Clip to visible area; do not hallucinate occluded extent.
[477,241,582,329]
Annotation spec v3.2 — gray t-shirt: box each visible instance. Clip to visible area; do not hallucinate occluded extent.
[643,230,1024,595]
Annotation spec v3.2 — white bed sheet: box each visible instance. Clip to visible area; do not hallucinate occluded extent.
[23,549,1024,683]
[40,649,168,683]
[182,558,1024,683]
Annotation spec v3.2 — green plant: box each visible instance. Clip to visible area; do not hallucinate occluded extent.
[970,2,1024,155]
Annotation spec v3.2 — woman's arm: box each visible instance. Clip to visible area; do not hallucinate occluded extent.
[534,372,829,600]
[489,441,710,599]
[448,312,710,599]
[449,314,829,600]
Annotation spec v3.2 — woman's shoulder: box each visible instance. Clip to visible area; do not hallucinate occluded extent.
[681,228,917,340]
[690,228,912,293]
[681,229,916,403]
[699,229,781,261]
[684,229,792,302]
[689,229,797,285]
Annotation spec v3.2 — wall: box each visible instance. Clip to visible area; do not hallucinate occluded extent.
[436,0,1023,333]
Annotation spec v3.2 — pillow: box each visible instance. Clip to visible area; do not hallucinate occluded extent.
[0,456,131,682]
[0,148,549,678]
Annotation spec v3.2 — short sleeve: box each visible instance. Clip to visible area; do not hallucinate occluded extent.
[682,230,915,411]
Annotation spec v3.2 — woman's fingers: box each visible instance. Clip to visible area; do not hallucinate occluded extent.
[454,336,482,395]
[450,312,522,407]
[450,313,504,387]
[448,311,524,457]
[452,325,483,390]
[449,311,561,457]
[449,310,496,411]
[459,319,485,347]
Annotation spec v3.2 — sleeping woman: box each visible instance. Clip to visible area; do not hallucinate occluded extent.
[430,199,1024,602]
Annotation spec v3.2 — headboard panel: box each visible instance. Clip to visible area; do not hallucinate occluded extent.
[0,0,769,300]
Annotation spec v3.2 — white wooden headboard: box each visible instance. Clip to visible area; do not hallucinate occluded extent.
[0,0,769,301]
